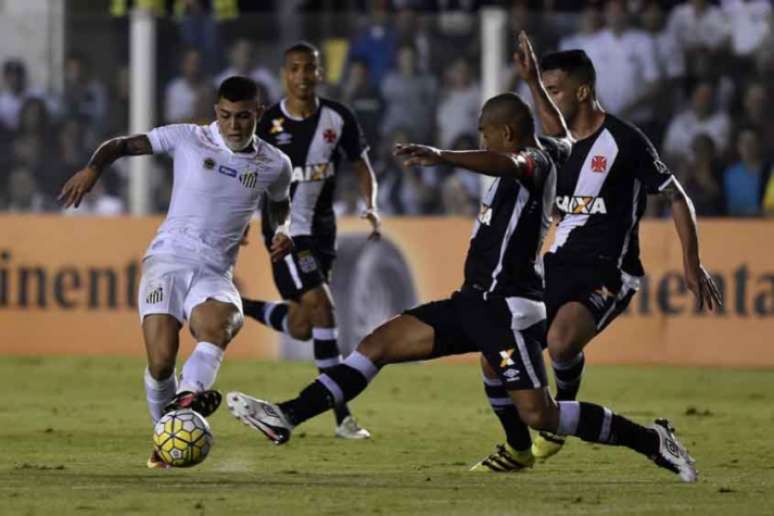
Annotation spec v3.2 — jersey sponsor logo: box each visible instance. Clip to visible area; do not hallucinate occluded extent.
[291,163,334,182]
[297,251,318,274]
[323,128,337,143]
[499,349,515,367]
[218,165,238,178]
[203,157,216,170]
[555,195,608,215]
[270,117,285,135]
[478,204,493,226]
[145,286,163,305]
[239,172,258,189]
[591,155,608,173]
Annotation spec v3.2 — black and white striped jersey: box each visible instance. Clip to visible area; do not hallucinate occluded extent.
[463,137,572,301]
[548,114,674,277]
[258,97,368,252]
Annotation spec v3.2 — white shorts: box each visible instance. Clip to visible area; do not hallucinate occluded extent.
[138,256,243,324]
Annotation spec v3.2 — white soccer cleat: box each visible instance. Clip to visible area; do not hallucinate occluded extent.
[226,391,293,445]
[335,415,371,440]
[650,418,697,483]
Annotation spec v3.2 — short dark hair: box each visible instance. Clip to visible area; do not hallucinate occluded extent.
[217,76,259,102]
[540,49,596,89]
[284,41,319,61]
[481,92,534,140]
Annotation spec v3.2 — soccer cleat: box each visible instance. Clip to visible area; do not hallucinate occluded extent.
[146,449,171,469]
[163,390,222,418]
[649,418,697,483]
[531,431,566,460]
[335,415,371,440]
[470,443,535,472]
[226,391,293,445]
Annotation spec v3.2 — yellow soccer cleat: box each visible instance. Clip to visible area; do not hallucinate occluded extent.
[531,431,566,461]
[470,443,535,472]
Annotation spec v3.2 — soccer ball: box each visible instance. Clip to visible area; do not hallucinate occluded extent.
[152,409,214,467]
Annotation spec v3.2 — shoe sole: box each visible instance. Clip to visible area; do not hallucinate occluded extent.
[226,393,287,445]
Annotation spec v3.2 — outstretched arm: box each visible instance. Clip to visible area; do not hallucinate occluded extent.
[394,144,539,183]
[351,153,381,240]
[662,178,723,311]
[515,31,570,140]
[59,135,153,208]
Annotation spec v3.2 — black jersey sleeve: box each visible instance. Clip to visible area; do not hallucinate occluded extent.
[255,106,276,141]
[538,136,573,169]
[335,103,369,161]
[631,128,674,194]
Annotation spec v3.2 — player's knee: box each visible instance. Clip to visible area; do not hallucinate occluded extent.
[192,310,242,347]
[147,356,175,380]
[302,289,335,326]
[547,325,580,362]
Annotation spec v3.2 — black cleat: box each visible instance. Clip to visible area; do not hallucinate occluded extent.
[164,390,222,418]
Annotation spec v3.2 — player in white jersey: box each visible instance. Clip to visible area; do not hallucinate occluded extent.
[59,77,293,468]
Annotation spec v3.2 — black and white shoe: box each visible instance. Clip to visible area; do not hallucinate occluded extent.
[163,390,222,418]
[227,391,293,445]
[650,418,697,483]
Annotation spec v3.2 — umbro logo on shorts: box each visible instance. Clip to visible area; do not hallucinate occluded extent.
[146,286,164,304]
[239,172,258,189]
[503,368,521,381]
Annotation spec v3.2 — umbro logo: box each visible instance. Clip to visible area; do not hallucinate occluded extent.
[146,286,163,304]
[503,368,521,381]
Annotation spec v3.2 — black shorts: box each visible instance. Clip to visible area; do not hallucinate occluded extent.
[270,236,335,301]
[544,254,639,332]
[404,290,548,390]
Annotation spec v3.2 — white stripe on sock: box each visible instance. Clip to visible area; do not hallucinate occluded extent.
[318,373,344,405]
[557,401,581,436]
[315,356,342,369]
[312,327,338,341]
[344,351,379,382]
[599,407,613,442]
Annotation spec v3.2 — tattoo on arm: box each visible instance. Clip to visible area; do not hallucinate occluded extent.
[88,135,153,173]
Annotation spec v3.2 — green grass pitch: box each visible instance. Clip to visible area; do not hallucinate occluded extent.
[1,356,772,515]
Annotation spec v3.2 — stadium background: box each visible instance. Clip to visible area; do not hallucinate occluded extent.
[0,0,772,363]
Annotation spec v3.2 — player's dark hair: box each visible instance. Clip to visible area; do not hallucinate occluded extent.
[217,76,259,102]
[540,49,596,90]
[481,92,535,140]
[284,41,320,61]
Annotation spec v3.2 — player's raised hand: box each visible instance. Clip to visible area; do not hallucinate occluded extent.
[684,261,723,311]
[270,233,294,263]
[394,143,443,167]
[361,209,382,241]
[58,166,100,208]
[514,30,540,84]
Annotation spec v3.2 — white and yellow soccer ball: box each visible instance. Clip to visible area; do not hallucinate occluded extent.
[152,409,214,467]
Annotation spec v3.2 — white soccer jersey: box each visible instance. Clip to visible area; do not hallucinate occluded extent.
[145,122,291,272]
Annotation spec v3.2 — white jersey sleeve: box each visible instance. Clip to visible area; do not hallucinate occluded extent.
[147,124,199,155]
[266,153,292,202]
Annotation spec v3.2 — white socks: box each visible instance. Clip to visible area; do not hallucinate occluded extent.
[178,341,225,394]
[144,368,177,424]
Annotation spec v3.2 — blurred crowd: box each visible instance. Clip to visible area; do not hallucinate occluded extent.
[1,0,772,218]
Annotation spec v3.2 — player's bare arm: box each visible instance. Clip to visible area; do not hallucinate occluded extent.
[515,31,571,140]
[59,134,153,208]
[661,178,723,311]
[352,154,381,240]
[266,198,293,263]
[394,144,544,186]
